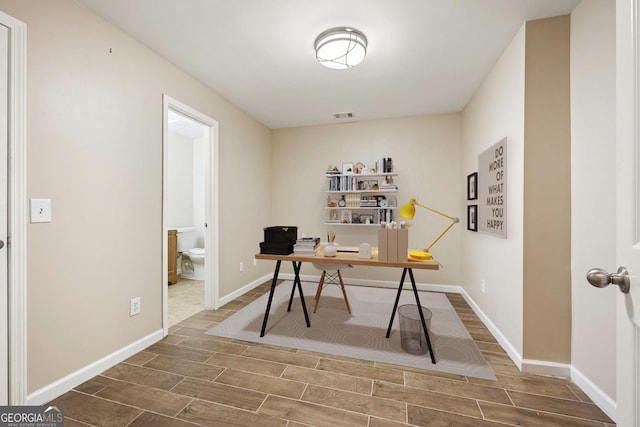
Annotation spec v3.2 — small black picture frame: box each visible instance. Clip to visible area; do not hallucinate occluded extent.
[467,172,478,200]
[467,205,478,232]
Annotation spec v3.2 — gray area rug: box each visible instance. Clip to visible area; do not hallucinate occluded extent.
[207,281,496,380]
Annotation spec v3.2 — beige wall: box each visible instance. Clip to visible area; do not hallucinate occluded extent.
[522,16,572,363]
[271,115,462,286]
[0,0,272,393]
[570,0,616,399]
[462,25,526,355]
[462,16,573,365]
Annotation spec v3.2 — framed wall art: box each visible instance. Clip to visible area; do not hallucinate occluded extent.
[467,172,478,200]
[478,137,507,238]
[467,205,478,232]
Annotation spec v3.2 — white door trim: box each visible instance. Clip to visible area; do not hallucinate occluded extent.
[0,11,27,405]
[162,95,219,335]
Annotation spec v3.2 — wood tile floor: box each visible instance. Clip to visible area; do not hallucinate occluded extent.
[49,281,615,426]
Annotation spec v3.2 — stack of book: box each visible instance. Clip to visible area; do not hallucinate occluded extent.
[293,237,320,255]
[379,183,398,190]
[360,198,378,207]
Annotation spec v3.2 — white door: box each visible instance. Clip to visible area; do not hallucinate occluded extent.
[616,0,640,424]
[0,22,8,406]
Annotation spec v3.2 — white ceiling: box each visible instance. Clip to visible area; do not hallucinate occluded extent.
[75,0,581,129]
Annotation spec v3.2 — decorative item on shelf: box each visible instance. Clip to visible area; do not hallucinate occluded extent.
[359,179,378,191]
[342,162,354,174]
[338,195,346,207]
[399,198,460,260]
[340,210,352,223]
[380,176,397,190]
[353,162,365,174]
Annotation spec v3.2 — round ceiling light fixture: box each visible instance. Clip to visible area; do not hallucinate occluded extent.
[314,27,367,70]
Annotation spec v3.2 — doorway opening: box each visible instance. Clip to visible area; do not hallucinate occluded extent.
[167,110,205,325]
[162,96,219,335]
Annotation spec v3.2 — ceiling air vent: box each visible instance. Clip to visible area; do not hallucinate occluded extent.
[333,112,355,119]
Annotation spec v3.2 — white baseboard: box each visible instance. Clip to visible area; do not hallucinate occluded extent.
[571,366,617,422]
[457,288,523,371]
[521,359,571,378]
[26,329,164,405]
[459,288,615,422]
[460,288,576,380]
[218,274,272,307]
[461,290,571,380]
[27,273,269,405]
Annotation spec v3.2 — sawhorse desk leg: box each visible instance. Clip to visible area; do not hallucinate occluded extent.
[260,260,310,337]
[287,261,310,326]
[385,268,436,364]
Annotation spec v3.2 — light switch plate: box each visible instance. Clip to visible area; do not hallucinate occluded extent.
[30,199,52,223]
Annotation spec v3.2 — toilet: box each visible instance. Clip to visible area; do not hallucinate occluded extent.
[176,227,206,280]
[186,247,205,280]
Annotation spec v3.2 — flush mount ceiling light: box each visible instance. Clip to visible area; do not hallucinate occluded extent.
[314,27,367,70]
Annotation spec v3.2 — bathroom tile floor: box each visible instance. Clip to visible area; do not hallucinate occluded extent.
[49,280,615,426]
[168,279,204,327]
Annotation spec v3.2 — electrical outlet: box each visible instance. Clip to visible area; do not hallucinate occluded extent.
[253,257,257,267]
[239,262,244,272]
[130,297,141,316]
[481,279,486,293]
[30,199,52,223]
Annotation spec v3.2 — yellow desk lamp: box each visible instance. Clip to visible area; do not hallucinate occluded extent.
[399,198,460,260]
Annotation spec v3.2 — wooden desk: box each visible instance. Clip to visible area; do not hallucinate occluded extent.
[255,248,439,363]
